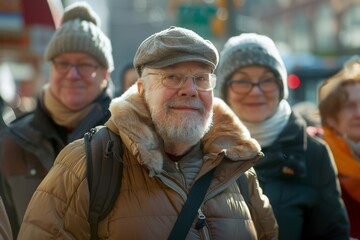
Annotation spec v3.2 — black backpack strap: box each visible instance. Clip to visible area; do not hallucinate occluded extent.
[84,126,123,240]
[168,168,215,240]
[236,173,250,206]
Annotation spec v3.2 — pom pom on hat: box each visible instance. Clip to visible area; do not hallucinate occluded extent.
[61,1,100,27]
[45,1,114,72]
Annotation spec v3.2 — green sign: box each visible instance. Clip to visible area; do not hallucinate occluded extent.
[177,4,217,38]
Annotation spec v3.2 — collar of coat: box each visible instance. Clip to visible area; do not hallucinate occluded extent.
[105,86,261,175]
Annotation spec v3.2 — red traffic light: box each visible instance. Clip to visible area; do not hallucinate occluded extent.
[288,74,301,89]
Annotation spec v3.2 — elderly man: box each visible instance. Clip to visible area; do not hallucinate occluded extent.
[18,26,277,239]
[0,2,113,237]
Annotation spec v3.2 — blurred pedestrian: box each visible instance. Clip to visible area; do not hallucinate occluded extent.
[114,63,138,96]
[18,26,278,239]
[0,1,114,237]
[292,101,323,138]
[318,55,360,239]
[218,33,350,240]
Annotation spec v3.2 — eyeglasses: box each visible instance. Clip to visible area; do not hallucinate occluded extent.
[227,77,279,94]
[145,72,216,91]
[52,60,99,78]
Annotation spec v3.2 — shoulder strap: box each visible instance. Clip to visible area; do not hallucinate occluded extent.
[84,126,123,240]
[237,173,250,206]
[167,168,215,240]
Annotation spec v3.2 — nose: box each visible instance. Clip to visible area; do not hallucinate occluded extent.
[178,76,197,96]
[248,83,263,94]
[67,65,81,78]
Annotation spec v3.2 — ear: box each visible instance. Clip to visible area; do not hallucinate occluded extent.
[100,71,111,88]
[137,80,145,96]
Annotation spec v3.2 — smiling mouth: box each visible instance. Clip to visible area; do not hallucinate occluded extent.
[244,102,264,107]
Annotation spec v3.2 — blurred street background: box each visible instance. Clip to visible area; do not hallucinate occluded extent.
[0,0,359,121]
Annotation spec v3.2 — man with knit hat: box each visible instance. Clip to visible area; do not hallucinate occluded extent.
[18,26,277,239]
[217,32,350,240]
[0,1,114,237]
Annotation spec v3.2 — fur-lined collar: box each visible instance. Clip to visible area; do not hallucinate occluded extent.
[106,86,261,175]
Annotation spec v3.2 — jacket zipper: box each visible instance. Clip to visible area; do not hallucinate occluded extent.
[174,161,180,171]
[197,208,211,240]
[173,161,188,188]
[157,174,187,200]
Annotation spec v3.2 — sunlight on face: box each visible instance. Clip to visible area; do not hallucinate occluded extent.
[141,62,214,144]
[227,65,281,123]
[329,84,360,142]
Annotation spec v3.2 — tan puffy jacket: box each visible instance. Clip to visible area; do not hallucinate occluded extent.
[18,89,278,239]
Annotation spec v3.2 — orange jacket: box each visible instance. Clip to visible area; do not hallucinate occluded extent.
[323,127,360,203]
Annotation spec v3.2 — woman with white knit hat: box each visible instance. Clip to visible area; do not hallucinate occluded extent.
[217,33,350,239]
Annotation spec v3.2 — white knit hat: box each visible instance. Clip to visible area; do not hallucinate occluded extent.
[218,33,288,100]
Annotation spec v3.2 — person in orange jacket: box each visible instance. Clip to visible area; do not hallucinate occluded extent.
[318,56,360,239]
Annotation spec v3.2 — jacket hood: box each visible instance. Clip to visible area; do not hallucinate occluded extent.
[106,85,261,175]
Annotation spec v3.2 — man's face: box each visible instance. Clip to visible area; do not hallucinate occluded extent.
[138,61,214,144]
[50,52,109,110]
[328,83,360,142]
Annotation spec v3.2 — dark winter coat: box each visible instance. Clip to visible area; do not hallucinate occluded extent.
[0,91,111,237]
[255,113,350,240]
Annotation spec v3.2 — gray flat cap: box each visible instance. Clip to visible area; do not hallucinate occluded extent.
[133,26,219,75]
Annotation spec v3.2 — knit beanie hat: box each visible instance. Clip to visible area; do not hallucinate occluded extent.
[133,26,219,76]
[44,1,114,72]
[218,33,288,100]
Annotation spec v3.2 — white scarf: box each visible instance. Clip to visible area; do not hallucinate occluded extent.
[241,99,292,147]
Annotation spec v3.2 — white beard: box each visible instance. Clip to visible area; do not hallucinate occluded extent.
[155,110,212,144]
[145,95,213,144]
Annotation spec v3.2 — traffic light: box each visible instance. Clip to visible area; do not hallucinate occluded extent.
[211,0,227,37]
[288,74,301,89]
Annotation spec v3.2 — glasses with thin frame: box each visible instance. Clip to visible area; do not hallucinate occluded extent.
[145,72,216,91]
[227,77,279,94]
[52,60,99,78]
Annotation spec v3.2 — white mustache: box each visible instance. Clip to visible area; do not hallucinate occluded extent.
[167,100,204,110]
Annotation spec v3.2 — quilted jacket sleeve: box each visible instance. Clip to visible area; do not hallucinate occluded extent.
[17,139,91,240]
[246,167,279,240]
